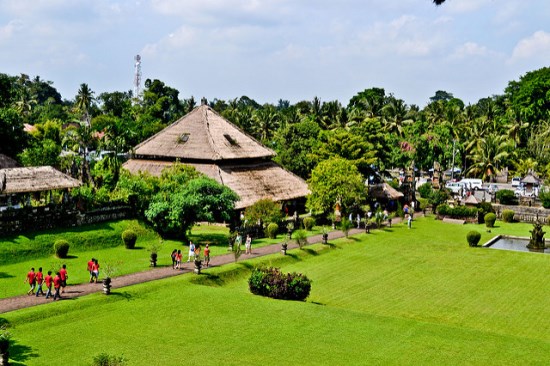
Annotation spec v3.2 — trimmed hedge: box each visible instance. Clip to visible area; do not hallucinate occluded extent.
[437,204,478,218]
[265,223,279,239]
[303,217,315,231]
[121,229,137,249]
[53,240,70,258]
[466,231,482,247]
[484,213,497,228]
[496,189,517,205]
[502,209,515,223]
[248,267,311,301]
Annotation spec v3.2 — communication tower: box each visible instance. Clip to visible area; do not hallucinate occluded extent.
[133,54,142,99]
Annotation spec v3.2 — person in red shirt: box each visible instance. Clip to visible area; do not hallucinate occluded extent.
[91,259,100,283]
[35,267,45,297]
[204,244,211,268]
[53,272,62,300]
[25,267,36,295]
[59,264,68,294]
[44,271,53,299]
[87,258,95,283]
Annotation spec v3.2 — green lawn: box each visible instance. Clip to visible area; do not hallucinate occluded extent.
[0,221,321,298]
[3,217,550,365]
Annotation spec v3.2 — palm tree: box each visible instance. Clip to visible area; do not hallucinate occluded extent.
[467,133,513,182]
[381,98,413,137]
[252,105,280,141]
[75,83,95,126]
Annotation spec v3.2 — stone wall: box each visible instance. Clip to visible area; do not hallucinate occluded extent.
[0,204,133,236]
[493,204,550,223]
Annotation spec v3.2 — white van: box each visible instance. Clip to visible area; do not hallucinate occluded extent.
[445,182,465,194]
[459,178,483,190]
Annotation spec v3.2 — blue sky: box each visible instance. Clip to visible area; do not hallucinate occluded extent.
[0,0,549,107]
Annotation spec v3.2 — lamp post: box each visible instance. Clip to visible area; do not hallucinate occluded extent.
[450,139,458,181]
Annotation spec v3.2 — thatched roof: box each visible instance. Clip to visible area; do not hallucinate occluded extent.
[463,195,479,206]
[368,183,404,200]
[0,166,81,194]
[521,173,540,185]
[133,105,275,161]
[123,160,310,209]
[0,154,18,169]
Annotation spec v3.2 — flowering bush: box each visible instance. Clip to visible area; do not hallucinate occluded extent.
[248,267,311,301]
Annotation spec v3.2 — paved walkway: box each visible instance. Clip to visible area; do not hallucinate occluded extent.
[0,226,375,314]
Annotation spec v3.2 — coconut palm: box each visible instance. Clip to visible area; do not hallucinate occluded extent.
[75,83,95,126]
[466,132,513,182]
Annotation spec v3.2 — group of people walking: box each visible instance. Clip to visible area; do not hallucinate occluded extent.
[171,242,212,269]
[25,264,68,301]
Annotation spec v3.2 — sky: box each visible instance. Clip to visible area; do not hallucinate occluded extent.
[0,0,549,108]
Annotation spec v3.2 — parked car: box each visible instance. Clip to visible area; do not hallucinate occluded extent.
[445,182,465,194]
[511,177,521,187]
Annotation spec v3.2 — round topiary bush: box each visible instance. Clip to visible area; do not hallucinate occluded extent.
[502,209,515,223]
[248,267,311,301]
[122,229,137,249]
[302,217,315,231]
[484,212,497,228]
[265,223,279,239]
[466,231,482,247]
[53,240,70,258]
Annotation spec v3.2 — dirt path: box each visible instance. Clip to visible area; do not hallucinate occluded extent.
[0,226,374,314]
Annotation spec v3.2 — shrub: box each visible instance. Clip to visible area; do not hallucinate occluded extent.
[466,231,482,247]
[248,267,311,301]
[484,212,497,228]
[53,240,70,258]
[417,197,429,212]
[340,218,353,237]
[302,217,315,231]
[293,229,308,249]
[496,189,517,205]
[539,187,550,209]
[417,183,433,199]
[265,223,279,239]
[502,209,515,223]
[437,204,478,218]
[91,353,126,366]
[121,229,137,249]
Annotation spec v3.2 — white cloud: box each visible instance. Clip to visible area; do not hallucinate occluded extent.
[451,42,491,59]
[510,31,550,62]
[445,0,492,14]
[0,20,23,42]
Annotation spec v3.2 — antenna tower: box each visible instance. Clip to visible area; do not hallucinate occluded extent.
[133,54,142,99]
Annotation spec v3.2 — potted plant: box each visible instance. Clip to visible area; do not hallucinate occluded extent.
[102,262,117,295]
[281,238,288,255]
[149,240,163,267]
[194,255,202,274]
[321,226,329,244]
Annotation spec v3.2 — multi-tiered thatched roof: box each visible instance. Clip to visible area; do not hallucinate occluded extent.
[123,105,309,209]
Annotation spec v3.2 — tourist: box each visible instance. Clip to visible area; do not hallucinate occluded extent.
[35,267,45,296]
[53,272,62,300]
[25,267,36,295]
[245,234,252,255]
[44,271,53,299]
[187,241,195,262]
[407,215,412,229]
[171,249,177,269]
[356,214,361,229]
[87,258,95,283]
[235,233,242,249]
[92,259,100,283]
[176,250,182,269]
[59,264,68,294]
[204,244,210,268]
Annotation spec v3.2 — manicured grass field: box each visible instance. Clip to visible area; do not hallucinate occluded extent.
[3,217,550,365]
[0,221,320,298]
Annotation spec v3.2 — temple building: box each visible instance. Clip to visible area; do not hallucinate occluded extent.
[123,104,309,209]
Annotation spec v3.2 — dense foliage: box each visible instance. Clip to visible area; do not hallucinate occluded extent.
[502,209,515,223]
[484,213,497,228]
[53,239,70,258]
[121,229,137,249]
[437,204,478,218]
[496,189,517,205]
[248,267,311,301]
[466,231,482,247]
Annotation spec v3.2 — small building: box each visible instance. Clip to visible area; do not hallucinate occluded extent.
[123,104,310,210]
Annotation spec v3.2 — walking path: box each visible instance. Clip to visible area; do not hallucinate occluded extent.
[0,227,370,314]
